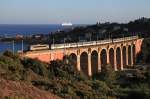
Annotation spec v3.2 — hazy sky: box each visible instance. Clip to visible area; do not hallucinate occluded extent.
[0,0,150,24]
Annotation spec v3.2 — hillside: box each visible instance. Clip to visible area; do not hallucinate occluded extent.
[49,17,150,44]
[0,51,61,99]
[0,79,60,99]
[0,43,150,99]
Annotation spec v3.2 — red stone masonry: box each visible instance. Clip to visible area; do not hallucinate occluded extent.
[23,49,64,63]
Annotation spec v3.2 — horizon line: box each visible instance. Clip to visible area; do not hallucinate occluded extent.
[0,17,149,25]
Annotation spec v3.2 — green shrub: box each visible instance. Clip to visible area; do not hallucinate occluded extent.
[3,50,20,60]
[0,56,22,71]
[93,64,117,86]
[92,80,110,94]
[22,58,48,77]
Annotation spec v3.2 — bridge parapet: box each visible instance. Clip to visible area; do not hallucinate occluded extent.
[113,36,138,43]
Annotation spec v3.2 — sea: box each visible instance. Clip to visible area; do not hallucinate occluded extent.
[0,24,76,53]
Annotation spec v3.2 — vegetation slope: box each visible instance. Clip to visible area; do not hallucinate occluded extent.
[0,47,150,99]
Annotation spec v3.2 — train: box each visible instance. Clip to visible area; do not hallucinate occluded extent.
[51,36,138,49]
[29,44,49,51]
[28,36,138,51]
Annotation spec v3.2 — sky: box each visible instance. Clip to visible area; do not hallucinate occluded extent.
[0,0,150,24]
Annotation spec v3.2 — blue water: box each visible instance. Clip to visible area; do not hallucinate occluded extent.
[0,42,28,53]
[0,24,73,53]
[0,24,65,37]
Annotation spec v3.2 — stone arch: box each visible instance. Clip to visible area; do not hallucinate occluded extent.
[100,49,107,69]
[132,44,136,64]
[122,46,127,68]
[80,52,88,75]
[128,45,131,66]
[116,47,121,70]
[109,48,114,69]
[91,50,98,75]
[69,53,77,69]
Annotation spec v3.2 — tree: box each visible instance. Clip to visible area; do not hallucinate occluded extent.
[22,58,48,77]
[94,64,117,86]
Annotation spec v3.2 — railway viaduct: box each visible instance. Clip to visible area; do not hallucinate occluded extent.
[24,36,143,76]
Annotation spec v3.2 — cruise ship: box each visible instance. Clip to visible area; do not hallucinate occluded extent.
[61,22,72,26]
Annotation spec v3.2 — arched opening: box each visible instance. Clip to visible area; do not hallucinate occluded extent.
[133,44,136,64]
[123,46,127,68]
[109,48,114,69]
[128,45,131,66]
[116,47,121,70]
[69,53,77,69]
[101,49,107,69]
[80,52,88,75]
[91,50,98,75]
